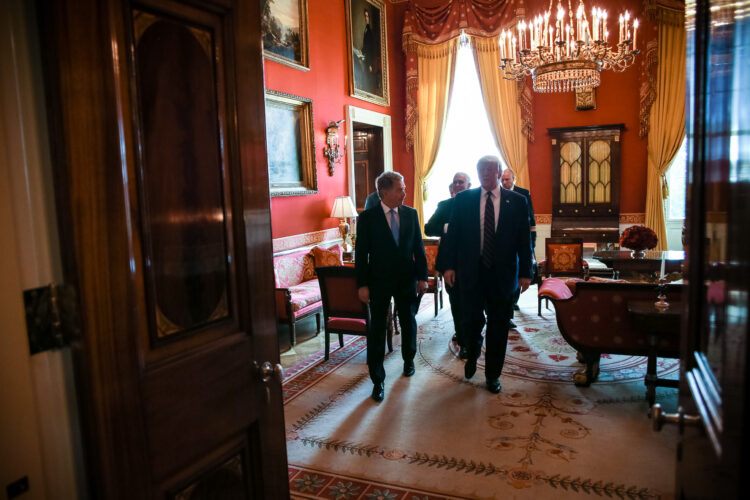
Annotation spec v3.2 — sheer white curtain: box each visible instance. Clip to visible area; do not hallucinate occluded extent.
[422,43,502,220]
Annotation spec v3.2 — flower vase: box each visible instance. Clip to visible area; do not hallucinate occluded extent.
[630,249,647,259]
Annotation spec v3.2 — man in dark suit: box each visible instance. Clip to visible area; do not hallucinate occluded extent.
[424,172,471,358]
[441,156,532,394]
[364,190,380,210]
[500,168,536,321]
[424,172,471,235]
[356,171,428,402]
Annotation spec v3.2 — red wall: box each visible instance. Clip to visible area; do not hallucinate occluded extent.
[266,0,413,238]
[525,0,653,215]
[267,0,653,238]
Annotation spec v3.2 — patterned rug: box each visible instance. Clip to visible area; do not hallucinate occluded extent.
[284,291,680,499]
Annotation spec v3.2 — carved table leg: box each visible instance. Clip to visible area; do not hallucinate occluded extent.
[573,351,601,386]
[645,334,658,406]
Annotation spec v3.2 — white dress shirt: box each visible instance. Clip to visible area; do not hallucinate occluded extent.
[479,185,501,252]
[381,201,400,230]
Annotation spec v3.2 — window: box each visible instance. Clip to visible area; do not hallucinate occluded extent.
[665,138,687,220]
[422,42,502,221]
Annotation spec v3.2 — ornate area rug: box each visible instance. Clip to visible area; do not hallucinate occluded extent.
[284,292,680,499]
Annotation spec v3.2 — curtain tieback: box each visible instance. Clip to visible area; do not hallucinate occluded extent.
[661,173,670,199]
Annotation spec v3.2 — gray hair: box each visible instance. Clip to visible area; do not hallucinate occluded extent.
[477,155,500,170]
[376,171,404,196]
[454,171,471,183]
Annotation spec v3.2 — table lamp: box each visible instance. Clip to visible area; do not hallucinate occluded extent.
[330,196,358,250]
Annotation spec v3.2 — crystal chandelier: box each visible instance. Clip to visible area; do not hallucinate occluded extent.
[499,0,640,92]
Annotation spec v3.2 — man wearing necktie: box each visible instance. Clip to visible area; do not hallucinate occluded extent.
[441,156,532,394]
[355,171,428,402]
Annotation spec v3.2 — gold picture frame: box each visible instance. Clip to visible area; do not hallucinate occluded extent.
[345,0,390,106]
[264,90,318,197]
[575,88,596,111]
[261,0,310,71]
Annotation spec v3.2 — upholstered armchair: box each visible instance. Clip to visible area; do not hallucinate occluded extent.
[316,265,392,360]
[422,239,444,316]
[538,237,589,316]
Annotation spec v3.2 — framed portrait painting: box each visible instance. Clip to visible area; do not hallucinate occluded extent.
[346,0,389,106]
[261,0,310,71]
[264,90,318,197]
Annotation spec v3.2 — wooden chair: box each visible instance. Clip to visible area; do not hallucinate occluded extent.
[316,266,393,360]
[423,239,444,316]
[538,237,589,316]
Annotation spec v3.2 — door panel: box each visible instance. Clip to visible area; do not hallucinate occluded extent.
[134,8,232,341]
[672,0,748,497]
[353,127,383,212]
[38,0,288,497]
[354,130,370,210]
[133,5,237,357]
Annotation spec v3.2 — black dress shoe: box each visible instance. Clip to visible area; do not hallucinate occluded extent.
[465,357,477,379]
[487,379,502,394]
[508,319,517,329]
[403,360,415,377]
[513,304,520,311]
[458,347,469,360]
[371,382,384,402]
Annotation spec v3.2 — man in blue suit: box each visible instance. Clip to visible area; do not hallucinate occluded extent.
[441,156,532,394]
[356,171,428,402]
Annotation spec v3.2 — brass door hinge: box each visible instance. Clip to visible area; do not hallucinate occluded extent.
[23,282,79,355]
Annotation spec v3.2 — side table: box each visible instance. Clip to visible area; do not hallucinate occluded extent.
[627,300,682,406]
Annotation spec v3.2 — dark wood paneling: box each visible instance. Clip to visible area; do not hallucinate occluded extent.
[232,0,290,494]
[353,127,383,212]
[675,0,747,496]
[134,11,232,340]
[38,0,289,497]
[38,0,152,495]
[142,336,254,479]
[550,125,623,245]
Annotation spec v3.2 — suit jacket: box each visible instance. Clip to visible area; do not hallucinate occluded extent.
[364,191,380,210]
[513,185,535,228]
[355,204,428,294]
[441,187,532,298]
[424,198,454,237]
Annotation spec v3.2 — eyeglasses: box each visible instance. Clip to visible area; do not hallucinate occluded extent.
[453,179,466,185]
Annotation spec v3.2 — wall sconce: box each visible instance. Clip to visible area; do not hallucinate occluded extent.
[323,119,345,176]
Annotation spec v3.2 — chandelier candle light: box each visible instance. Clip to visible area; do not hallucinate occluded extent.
[499,0,639,92]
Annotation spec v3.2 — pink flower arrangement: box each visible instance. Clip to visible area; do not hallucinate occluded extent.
[619,225,658,251]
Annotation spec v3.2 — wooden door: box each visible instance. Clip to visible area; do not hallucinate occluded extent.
[353,126,383,212]
[654,0,748,497]
[38,0,289,498]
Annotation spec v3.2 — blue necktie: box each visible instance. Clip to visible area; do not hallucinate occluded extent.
[390,209,399,245]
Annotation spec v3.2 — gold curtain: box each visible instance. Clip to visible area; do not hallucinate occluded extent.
[413,38,459,227]
[471,36,530,189]
[645,7,686,250]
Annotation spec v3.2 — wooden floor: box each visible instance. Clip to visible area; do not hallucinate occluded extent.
[278,315,328,370]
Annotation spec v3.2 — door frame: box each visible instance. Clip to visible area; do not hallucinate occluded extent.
[345,105,392,208]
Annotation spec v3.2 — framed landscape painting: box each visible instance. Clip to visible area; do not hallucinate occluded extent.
[264,90,318,197]
[261,0,310,71]
[346,0,389,106]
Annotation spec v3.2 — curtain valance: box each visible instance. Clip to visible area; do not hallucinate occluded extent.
[401,0,535,151]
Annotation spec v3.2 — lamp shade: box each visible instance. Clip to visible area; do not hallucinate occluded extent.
[330,196,357,218]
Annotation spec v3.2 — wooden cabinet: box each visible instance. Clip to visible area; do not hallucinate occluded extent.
[549,124,624,244]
